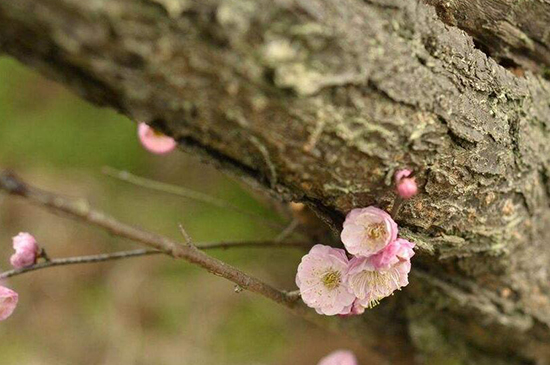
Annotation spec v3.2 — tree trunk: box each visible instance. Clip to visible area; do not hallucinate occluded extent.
[2,0,550,363]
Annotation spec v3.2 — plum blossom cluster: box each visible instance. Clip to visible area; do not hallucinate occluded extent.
[0,232,42,321]
[296,170,418,316]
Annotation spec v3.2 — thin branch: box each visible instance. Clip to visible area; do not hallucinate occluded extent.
[0,171,398,354]
[275,219,300,242]
[102,166,288,231]
[0,171,309,314]
[178,223,193,245]
[0,240,311,280]
[0,249,160,279]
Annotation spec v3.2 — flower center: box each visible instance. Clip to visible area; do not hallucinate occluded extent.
[361,270,393,290]
[349,268,402,307]
[366,222,386,241]
[322,270,341,290]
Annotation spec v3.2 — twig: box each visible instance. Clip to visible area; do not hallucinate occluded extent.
[0,249,160,279]
[248,136,277,188]
[275,219,300,242]
[0,240,311,280]
[101,166,287,230]
[178,223,193,245]
[39,248,51,262]
[0,171,303,310]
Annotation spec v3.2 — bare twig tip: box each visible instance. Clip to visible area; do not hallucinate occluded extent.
[0,171,28,196]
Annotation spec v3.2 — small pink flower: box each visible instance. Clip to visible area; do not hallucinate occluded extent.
[370,238,415,271]
[341,207,398,258]
[395,169,418,199]
[317,350,358,365]
[0,286,18,321]
[296,245,355,316]
[138,123,177,154]
[346,255,411,309]
[10,232,39,268]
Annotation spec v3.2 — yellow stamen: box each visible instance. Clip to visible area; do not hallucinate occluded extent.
[322,271,341,290]
[366,222,387,240]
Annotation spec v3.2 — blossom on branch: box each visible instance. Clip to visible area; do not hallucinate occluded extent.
[341,207,398,258]
[10,232,39,269]
[296,245,355,315]
[296,201,415,314]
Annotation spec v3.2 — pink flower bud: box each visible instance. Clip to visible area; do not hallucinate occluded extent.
[10,232,39,268]
[395,169,418,199]
[0,286,18,321]
[138,123,177,154]
[317,350,358,365]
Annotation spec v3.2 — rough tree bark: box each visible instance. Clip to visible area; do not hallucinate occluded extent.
[426,0,550,74]
[1,0,550,363]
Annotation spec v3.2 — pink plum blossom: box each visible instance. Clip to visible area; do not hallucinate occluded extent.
[317,350,358,365]
[138,123,177,154]
[341,207,398,258]
[0,286,18,321]
[10,232,39,268]
[346,255,412,309]
[395,169,418,199]
[296,245,355,315]
[370,238,415,271]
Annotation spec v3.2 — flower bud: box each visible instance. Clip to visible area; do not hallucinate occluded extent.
[10,232,39,268]
[395,169,418,199]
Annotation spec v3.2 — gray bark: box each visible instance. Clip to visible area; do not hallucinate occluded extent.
[1,0,550,363]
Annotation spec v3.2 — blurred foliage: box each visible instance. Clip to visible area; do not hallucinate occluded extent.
[0,57,371,365]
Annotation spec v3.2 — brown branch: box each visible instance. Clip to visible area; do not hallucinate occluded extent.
[1,170,410,359]
[0,240,311,280]
[0,171,300,308]
[0,249,160,279]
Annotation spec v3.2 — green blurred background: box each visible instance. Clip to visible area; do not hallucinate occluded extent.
[0,57,373,365]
